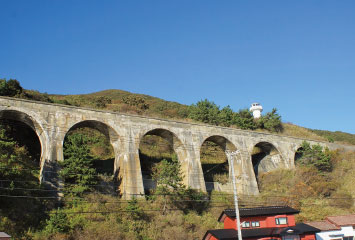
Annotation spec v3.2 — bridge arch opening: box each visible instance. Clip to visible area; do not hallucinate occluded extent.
[294,147,304,164]
[0,110,42,185]
[63,120,119,195]
[251,142,283,180]
[138,128,186,194]
[200,135,237,192]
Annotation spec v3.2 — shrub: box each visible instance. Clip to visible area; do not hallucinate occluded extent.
[95,96,111,108]
[296,141,333,172]
[0,79,23,97]
[43,209,71,235]
[122,96,149,110]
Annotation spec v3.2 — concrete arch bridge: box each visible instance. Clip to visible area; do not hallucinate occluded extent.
[0,96,345,198]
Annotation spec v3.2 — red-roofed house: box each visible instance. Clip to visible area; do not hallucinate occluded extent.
[203,206,320,240]
[306,214,355,240]
[0,232,11,240]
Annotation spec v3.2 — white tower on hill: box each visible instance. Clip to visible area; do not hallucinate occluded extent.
[250,103,263,119]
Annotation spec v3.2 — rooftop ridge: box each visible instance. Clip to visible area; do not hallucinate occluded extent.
[225,205,292,211]
[326,213,355,218]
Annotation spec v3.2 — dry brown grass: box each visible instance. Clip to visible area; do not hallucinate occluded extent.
[280,123,326,141]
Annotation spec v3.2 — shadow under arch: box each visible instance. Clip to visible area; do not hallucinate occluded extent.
[294,146,304,165]
[251,142,283,180]
[67,120,120,143]
[200,135,237,192]
[0,109,44,181]
[64,120,121,195]
[138,128,187,192]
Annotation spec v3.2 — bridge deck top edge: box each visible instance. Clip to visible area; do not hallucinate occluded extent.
[0,96,350,148]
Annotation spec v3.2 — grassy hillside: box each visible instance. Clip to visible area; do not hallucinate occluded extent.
[281,123,326,141]
[49,89,191,120]
[311,129,355,145]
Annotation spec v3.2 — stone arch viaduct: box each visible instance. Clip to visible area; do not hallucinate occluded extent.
[1,96,351,198]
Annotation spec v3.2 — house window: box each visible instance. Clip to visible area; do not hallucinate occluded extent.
[275,217,288,225]
[242,221,250,228]
[343,237,353,240]
[283,235,300,240]
[251,221,260,227]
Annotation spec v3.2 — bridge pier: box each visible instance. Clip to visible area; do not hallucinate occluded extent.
[40,129,65,197]
[118,132,144,199]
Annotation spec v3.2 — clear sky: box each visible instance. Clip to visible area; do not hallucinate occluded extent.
[1,1,354,133]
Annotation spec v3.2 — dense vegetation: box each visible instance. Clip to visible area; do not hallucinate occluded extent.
[0,122,50,238]
[188,99,282,132]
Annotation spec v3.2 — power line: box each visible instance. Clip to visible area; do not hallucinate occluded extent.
[1,191,351,214]
[1,187,354,201]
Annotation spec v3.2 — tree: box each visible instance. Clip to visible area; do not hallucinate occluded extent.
[0,123,38,184]
[232,109,256,130]
[218,105,234,127]
[43,209,71,234]
[151,155,208,213]
[296,141,332,172]
[189,100,283,132]
[0,123,46,238]
[151,155,184,195]
[0,79,23,97]
[61,133,98,196]
[188,99,220,125]
[259,108,283,132]
[125,198,145,220]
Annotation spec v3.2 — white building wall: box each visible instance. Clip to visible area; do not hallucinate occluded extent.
[315,226,355,240]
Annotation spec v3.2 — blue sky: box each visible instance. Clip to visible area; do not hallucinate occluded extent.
[1,1,354,133]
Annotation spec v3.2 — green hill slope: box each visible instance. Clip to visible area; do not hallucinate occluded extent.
[49,89,191,120]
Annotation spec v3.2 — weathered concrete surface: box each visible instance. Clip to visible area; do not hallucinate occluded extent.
[0,96,353,198]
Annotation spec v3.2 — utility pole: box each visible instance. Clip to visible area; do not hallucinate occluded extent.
[226,150,243,240]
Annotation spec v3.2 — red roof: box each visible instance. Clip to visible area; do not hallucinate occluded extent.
[305,221,340,231]
[218,206,299,222]
[0,232,11,237]
[326,214,355,227]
